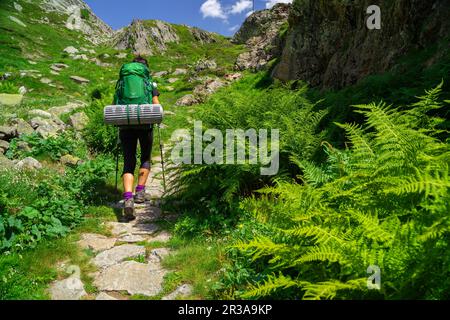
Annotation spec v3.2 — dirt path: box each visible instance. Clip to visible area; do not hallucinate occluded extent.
[49,157,191,300]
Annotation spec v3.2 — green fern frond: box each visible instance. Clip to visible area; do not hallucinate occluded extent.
[241,273,307,298]
[294,245,347,265]
[302,278,367,300]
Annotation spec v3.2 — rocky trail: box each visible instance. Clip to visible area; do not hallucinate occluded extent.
[49,157,192,301]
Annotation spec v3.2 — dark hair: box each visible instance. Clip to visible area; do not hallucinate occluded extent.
[133,55,149,67]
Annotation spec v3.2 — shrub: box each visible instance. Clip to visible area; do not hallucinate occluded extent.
[228,84,450,299]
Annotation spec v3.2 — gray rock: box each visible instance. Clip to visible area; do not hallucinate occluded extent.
[115,52,127,59]
[0,125,17,139]
[194,59,217,72]
[18,86,27,95]
[63,46,79,54]
[0,140,9,154]
[175,94,198,107]
[193,79,225,98]
[40,77,52,84]
[30,117,63,138]
[78,233,116,252]
[172,68,187,76]
[15,157,42,170]
[69,112,89,131]
[52,63,69,69]
[119,235,145,243]
[189,27,217,44]
[0,94,23,106]
[28,109,52,119]
[153,71,169,78]
[167,78,179,84]
[60,154,82,167]
[73,54,89,61]
[50,276,87,300]
[70,76,90,84]
[149,248,171,263]
[162,284,193,300]
[224,73,242,82]
[93,261,167,296]
[48,102,84,117]
[14,2,22,12]
[0,154,13,168]
[96,292,118,300]
[93,244,146,268]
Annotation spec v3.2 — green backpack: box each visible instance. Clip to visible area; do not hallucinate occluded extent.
[114,62,153,105]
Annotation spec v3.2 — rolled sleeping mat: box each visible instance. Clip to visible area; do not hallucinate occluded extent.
[104,104,164,125]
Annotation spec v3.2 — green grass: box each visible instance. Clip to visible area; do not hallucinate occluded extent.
[161,238,226,299]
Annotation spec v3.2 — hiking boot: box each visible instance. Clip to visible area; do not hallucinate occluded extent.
[123,199,136,222]
[134,189,146,204]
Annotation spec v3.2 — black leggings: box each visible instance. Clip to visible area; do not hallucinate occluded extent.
[120,128,154,175]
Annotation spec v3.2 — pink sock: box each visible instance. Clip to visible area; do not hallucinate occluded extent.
[123,192,133,201]
[136,185,145,192]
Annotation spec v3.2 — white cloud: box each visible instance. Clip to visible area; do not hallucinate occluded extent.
[246,10,254,17]
[200,0,227,20]
[230,0,252,14]
[265,0,293,9]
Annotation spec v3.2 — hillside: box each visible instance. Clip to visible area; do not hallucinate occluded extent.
[1,0,449,302]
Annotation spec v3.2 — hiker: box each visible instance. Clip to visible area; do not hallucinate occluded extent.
[113,55,160,221]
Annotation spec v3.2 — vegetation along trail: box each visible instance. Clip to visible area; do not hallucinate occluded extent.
[0,0,449,300]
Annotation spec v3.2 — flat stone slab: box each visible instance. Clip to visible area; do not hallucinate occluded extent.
[93,261,167,297]
[119,234,145,243]
[107,222,160,237]
[146,231,172,243]
[162,284,193,300]
[78,233,116,252]
[93,244,146,268]
[49,276,87,300]
[96,292,118,300]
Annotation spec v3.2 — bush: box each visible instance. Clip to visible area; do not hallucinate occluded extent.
[0,157,113,253]
[226,84,450,299]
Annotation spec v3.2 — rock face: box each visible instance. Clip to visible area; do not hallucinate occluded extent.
[188,27,217,44]
[77,233,116,252]
[272,0,450,89]
[233,3,291,71]
[113,19,179,56]
[41,0,113,44]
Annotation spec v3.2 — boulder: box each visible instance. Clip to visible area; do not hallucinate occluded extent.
[0,94,23,106]
[115,52,127,59]
[0,125,17,140]
[63,46,79,54]
[175,94,198,107]
[167,78,179,84]
[153,71,169,78]
[18,86,27,95]
[15,157,42,170]
[224,73,242,82]
[49,276,87,300]
[40,77,52,84]
[28,109,52,119]
[193,79,225,98]
[48,102,84,117]
[0,154,13,168]
[30,117,63,138]
[11,118,34,136]
[73,54,88,61]
[69,112,89,131]
[194,59,217,72]
[16,141,31,153]
[0,140,9,154]
[60,154,82,167]
[70,76,90,84]
[95,292,118,300]
[172,68,187,76]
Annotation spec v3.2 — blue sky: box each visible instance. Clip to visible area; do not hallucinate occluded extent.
[84,0,292,36]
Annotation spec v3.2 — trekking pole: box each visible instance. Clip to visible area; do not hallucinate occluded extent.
[157,124,167,194]
[115,126,120,192]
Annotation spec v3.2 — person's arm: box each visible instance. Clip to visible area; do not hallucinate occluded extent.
[151,83,160,104]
